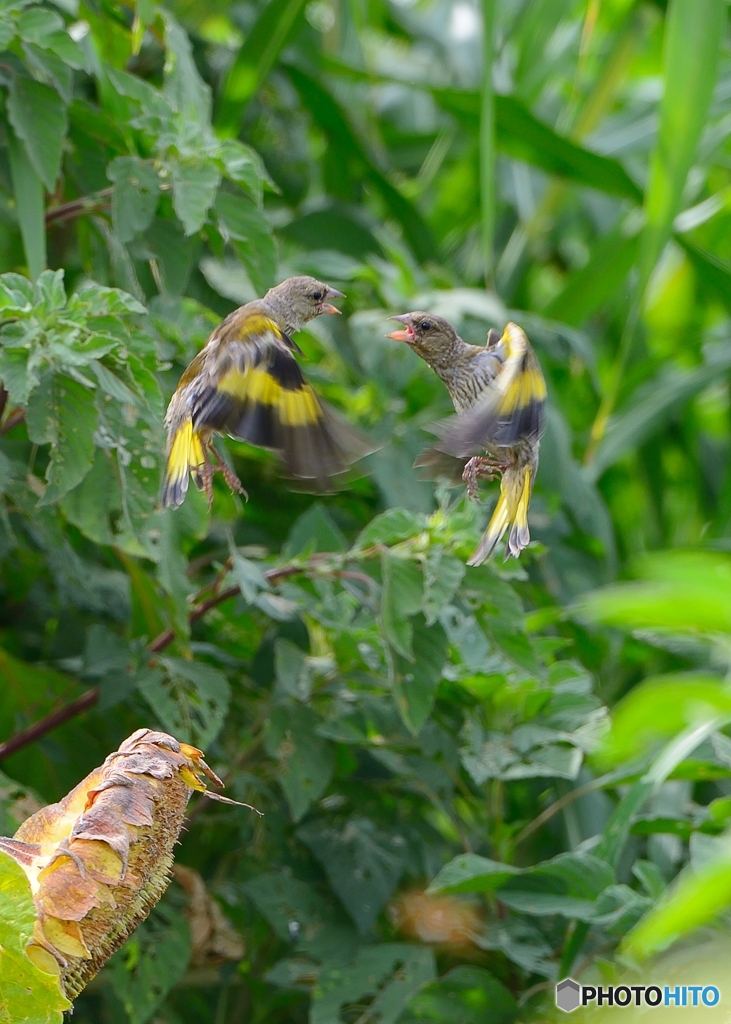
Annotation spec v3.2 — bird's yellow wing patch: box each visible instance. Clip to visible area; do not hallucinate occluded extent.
[218,366,323,427]
[160,420,207,508]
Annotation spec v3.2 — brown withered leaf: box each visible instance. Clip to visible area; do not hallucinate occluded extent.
[0,728,236,1001]
[173,864,245,967]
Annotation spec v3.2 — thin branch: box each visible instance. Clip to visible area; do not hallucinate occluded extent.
[0,561,319,761]
[45,188,113,227]
[0,408,25,435]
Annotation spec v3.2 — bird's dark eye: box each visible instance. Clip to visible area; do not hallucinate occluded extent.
[420,319,432,331]
[312,289,324,301]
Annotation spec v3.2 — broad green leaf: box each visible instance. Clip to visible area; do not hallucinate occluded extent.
[298,817,406,933]
[7,130,45,280]
[393,615,447,734]
[163,13,212,124]
[422,548,464,625]
[0,850,71,1023]
[243,873,359,964]
[497,852,614,920]
[312,944,436,1024]
[215,189,276,294]
[138,657,231,748]
[428,854,521,895]
[216,0,309,131]
[26,374,98,505]
[381,554,423,658]
[0,348,35,405]
[108,156,160,243]
[170,158,220,235]
[284,502,347,556]
[354,508,424,549]
[7,75,67,191]
[599,675,731,766]
[60,448,120,545]
[576,551,731,633]
[638,0,725,294]
[265,703,334,821]
[398,966,516,1024]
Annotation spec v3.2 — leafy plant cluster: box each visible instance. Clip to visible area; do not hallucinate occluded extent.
[2,0,731,1021]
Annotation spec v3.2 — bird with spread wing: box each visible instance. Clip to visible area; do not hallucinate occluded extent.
[161,276,376,509]
[387,313,546,564]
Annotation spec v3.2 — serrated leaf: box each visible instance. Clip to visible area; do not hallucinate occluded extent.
[138,658,231,748]
[0,348,34,405]
[60,448,120,545]
[422,548,464,625]
[312,944,436,1024]
[298,818,406,933]
[170,158,220,235]
[108,156,160,244]
[355,508,423,549]
[215,189,275,293]
[265,703,334,821]
[7,75,67,191]
[26,374,98,505]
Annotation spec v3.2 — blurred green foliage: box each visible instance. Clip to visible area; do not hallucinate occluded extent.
[2,0,731,1019]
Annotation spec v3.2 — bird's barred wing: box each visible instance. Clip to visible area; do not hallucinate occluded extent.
[188,317,376,485]
[435,322,546,457]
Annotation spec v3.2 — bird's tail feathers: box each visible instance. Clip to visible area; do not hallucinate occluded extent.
[467,464,532,566]
[161,420,206,509]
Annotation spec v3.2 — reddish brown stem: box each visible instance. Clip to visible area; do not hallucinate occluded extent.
[45,188,113,226]
[0,408,25,435]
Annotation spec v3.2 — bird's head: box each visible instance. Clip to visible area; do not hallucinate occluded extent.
[387,312,459,366]
[266,276,345,333]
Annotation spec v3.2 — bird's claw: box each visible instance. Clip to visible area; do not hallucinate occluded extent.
[462,456,507,499]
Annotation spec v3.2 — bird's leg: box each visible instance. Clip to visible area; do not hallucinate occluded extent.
[208,445,248,502]
[197,448,215,509]
[462,455,508,499]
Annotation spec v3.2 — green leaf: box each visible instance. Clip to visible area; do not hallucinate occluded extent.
[0,850,71,1023]
[543,226,640,326]
[638,0,725,294]
[7,75,67,191]
[422,548,465,625]
[216,0,309,131]
[138,657,231,748]
[399,966,517,1024]
[170,158,220,235]
[0,348,34,406]
[265,703,335,821]
[622,844,731,960]
[298,817,406,933]
[312,944,436,1024]
[393,615,447,734]
[26,374,98,505]
[60,448,120,545]
[497,852,614,920]
[381,554,423,658]
[285,64,437,264]
[429,854,521,895]
[215,189,276,293]
[355,508,424,549]
[107,157,160,244]
[588,348,731,480]
[163,13,212,124]
[7,130,45,280]
[107,903,191,1024]
[600,674,731,766]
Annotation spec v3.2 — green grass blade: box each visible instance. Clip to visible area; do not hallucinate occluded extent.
[216,0,309,135]
[7,129,46,280]
[480,0,497,282]
[638,0,725,293]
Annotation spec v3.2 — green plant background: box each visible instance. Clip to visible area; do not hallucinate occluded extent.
[2,0,731,1020]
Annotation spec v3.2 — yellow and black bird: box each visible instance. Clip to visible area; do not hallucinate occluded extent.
[387,313,546,563]
[161,276,375,509]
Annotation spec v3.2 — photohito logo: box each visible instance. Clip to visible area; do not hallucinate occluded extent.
[555,979,721,1012]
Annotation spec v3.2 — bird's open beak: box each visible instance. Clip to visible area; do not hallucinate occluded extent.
[321,286,345,315]
[387,314,414,343]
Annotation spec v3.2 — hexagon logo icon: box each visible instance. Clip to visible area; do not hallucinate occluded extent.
[556,978,581,1013]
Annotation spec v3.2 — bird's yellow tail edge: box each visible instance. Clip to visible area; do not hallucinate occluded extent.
[467,465,532,566]
[161,421,204,509]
